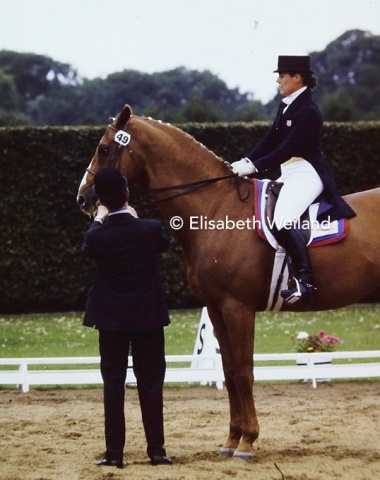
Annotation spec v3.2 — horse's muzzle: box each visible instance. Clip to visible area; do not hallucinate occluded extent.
[77,187,98,215]
[76,194,87,211]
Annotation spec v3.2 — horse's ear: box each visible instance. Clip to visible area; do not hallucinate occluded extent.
[115,104,133,129]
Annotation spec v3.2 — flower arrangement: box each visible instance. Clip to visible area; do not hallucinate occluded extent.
[291,330,340,353]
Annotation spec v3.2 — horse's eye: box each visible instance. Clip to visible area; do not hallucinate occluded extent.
[98,145,109,156]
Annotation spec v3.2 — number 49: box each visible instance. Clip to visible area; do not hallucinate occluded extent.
[114,130,131,146]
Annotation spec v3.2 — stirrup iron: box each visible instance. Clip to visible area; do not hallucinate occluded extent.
[281,278,316,305]
[282,278,303,304]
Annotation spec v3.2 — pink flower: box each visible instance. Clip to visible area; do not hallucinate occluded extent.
[293,330,340,352]
[321,335,340,344]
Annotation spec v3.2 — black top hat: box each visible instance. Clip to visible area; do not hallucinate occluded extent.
[94,167,128,201]
[273,55,314,74]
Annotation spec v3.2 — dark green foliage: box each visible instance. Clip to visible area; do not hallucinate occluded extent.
[0,126,100,312]
[0,122,379,313]
[2,29,380,126]
[311,30,380,121]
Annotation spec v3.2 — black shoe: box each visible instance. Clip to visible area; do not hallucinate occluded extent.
[151,455,173,466]
[95,458,123,469]
[281,278,316,304]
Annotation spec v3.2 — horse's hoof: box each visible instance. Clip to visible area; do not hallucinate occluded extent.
[232,450,255,461]
[219,447,235,458]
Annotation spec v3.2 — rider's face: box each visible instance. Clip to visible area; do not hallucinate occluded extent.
[276,73,302,97]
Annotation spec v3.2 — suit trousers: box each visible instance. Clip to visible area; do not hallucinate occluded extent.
[98,327,166,461]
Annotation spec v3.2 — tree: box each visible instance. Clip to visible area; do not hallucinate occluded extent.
[310,30,380,120]
[75,67,257,124]
[0,68,32,125]
[0,69,20,110]
[0,51,79,100]
[0,50,81,125]
[1,29,380,126]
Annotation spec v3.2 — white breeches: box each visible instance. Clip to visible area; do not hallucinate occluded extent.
[274,159,324,229]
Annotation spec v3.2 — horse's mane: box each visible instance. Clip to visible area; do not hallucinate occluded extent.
[135,114,232,169]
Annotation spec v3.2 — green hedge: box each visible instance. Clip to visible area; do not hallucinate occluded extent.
[0,122,379,313]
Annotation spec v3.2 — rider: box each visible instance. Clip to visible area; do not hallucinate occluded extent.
[232,55,356,304]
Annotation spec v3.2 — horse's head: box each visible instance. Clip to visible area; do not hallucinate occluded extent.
[78,102,235,217]
[77,104,145,216]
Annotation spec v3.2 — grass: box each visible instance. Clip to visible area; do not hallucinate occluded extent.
[0,305,379,359]
[254,305,380,353]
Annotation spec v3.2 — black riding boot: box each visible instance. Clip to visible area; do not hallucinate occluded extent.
[272,226,316,304]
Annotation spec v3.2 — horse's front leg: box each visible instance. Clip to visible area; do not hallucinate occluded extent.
[208,303,259,459]
[228,307,259,459]
[231,356,259,459]
[207,305,242,454]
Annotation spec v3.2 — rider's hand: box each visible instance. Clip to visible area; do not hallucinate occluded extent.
[231,157,258,176]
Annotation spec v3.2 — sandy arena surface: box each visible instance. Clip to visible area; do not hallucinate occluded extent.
[1,382,379,480]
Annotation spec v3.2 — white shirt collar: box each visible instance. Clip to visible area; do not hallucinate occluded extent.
[108,207,131,216]
[282,86,307,105]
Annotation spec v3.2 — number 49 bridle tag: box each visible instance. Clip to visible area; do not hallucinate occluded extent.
[114,130,131,146]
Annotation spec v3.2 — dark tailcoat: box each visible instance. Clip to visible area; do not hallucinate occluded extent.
[246,88,356,221]
[81,213,170,331]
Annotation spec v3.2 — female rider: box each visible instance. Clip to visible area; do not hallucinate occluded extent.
[232,55,356,304]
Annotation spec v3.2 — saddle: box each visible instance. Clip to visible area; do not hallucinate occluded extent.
[254,179,348,249]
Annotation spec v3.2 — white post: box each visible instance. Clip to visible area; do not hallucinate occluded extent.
[191,307,223,389]
[20,360,29,393]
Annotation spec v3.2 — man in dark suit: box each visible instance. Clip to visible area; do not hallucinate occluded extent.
[81,167,173,468]
[232,55,355,304]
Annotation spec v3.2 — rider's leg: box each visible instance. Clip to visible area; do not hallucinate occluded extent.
[273,160,323,304]
[272,225,315,304]
[274,160,324,228]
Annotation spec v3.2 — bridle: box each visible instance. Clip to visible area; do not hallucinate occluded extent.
[86,123,137,176]
[86,121,250,204]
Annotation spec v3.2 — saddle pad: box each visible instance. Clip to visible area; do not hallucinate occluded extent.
[253,179,348,250]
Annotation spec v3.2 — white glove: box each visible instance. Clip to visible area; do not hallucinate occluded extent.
[231,157,258,176]
[94,205,109,223]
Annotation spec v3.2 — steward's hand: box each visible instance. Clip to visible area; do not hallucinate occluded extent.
[128,206,138,218]
[94,205,109,223]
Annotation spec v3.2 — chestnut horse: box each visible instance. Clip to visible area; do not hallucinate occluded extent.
[77,104,380,459]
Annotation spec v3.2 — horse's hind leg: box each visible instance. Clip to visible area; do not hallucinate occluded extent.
[208,301,259,459]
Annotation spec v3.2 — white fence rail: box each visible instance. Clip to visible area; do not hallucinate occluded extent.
[1,351,379,392]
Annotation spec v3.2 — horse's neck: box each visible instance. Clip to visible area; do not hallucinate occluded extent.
[134,117,236,213]
[131,117,254,250]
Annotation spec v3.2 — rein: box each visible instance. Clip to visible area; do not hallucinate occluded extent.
[149,173,240,204]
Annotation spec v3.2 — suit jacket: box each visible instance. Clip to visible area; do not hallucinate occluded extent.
[81,213,170,332]
[246,88,356,221]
